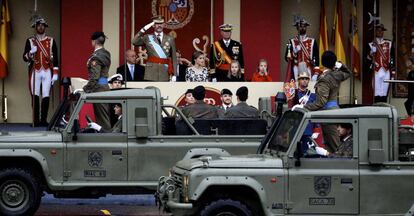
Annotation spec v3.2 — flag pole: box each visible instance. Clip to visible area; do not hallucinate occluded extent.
[349,0,354,104]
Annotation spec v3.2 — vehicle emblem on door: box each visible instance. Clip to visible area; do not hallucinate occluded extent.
[88,151,103,168]
[314,176,331,196]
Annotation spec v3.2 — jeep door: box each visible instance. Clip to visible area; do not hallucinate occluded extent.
[287,120,359,214]
[64,101,128,182]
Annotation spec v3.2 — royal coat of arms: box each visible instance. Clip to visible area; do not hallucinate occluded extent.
[152,0,194,29]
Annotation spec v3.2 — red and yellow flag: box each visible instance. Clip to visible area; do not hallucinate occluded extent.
[319,0,329,66]
[349,0,361,78]
[0,0,11,79]
[333,0,346,64]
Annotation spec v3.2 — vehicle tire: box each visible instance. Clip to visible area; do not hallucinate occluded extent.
[200,198,253,216]
[0,168,42,216]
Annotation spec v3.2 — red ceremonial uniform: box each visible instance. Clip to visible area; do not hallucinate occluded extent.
[285,35,319,81]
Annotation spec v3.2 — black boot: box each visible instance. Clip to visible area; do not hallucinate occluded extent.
[33,96,40,127]
[40,97,50,127]
[381,96,388,103]
[374,96,381,103]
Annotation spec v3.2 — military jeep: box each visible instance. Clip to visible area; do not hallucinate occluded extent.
[157,105,414,215]
[0,87,267,216]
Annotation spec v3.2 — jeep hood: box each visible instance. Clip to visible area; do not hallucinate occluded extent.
[175,154,283,171]
[0,131,62,142]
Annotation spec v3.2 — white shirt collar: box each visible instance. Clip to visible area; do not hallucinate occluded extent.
[127,63,134,67]
[223,39,230,44]
[155,32,163,40]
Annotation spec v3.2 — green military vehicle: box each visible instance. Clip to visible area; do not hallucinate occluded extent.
[157,105,414,215]
[0,87,268,216]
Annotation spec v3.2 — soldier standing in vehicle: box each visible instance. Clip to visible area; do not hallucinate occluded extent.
[83,31,111,131]
[293,51,351,152]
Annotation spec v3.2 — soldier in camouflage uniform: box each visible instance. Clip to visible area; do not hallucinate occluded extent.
[83,31,111,130]
[225,86,259,118]
[313,123,353,157]
[294,51,351,152]
[181,86,220,119]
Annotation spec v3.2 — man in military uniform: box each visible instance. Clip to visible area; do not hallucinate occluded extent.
[181,86,220,119]
[210,24,244,81]
[287,71,316,108]
[225,86,259,118]
[218,88,233,111]
[285,16,319,81]
[313,123,353,158]
[367,23,395,103]
[83,31,111,131]
[294,51,351,152]
[132,15,177,81]
[23,16,59,127]
[88,103,123,133]
[108,73,124,89]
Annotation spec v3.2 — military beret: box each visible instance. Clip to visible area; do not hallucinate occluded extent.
[152,15,165,24]
[219,24,233,31]
[221,88,233,96]
[193,85,206,100]
[108,74,124,84]
[31,17,48,28]
[91,31,107,40]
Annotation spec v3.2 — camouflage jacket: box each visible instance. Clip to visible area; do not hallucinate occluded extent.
[83,48,111,93]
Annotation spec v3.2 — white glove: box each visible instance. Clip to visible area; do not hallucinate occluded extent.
[335,61,342,69]
[292,104,304,111]
[51,74,58,85]
[370,45,377,53]
[170,75,177,82]
[212,78,217,82]
[140,21,155,33]
[315,146,328,156]
[311,74,318,81]
[293,45,301,54]
[311,132,320,140]
[73,88,84,94]
[88,122,102,131]
[30,46,37,54]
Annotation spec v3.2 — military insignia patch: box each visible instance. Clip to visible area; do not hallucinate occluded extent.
[232,46,240,55]
[314,176,331,196]
[88,151,103,168]
[152,0,194,29]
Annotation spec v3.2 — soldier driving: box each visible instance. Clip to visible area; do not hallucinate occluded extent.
[132,15,177,81]
[210,24,244,81]
[88,103,122,133]
[83,31,111,131]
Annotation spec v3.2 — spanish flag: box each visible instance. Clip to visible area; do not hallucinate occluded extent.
[349,0,361,78]
[333,0,346,64]
[319,0,328,66]
[0,0,11,79]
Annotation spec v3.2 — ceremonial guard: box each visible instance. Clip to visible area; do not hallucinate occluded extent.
[285,17,319,81]
[132,15,177,81]
[83,31,111,131]
[367,23,395,103]
[23,17,59,127]
[210,24,244,81]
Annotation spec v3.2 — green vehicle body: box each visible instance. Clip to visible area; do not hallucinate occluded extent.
[0,88,265,216]
[157,105,414,215]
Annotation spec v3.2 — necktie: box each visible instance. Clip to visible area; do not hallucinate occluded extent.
[225,41,229,47]
[130,65,134,80]
[157,34,161,44]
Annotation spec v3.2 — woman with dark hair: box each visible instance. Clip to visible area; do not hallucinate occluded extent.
[225,60,244,81]
[185,51,209,82]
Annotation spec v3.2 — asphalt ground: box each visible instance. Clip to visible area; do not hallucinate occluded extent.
[35,194,171,216]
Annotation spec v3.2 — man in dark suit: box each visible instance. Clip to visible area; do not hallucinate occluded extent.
[116,49,144,82]
[210,24,244,81]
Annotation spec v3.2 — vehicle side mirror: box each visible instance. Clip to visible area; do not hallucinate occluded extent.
[72,119,79,141]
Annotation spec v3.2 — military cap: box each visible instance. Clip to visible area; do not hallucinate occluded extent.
[31,17,48,28]
[236,86,248,101]
[298,71,310,79]
[91,31,107,40]
[185,89,194,95]
[371,23,387,31]
[193,85,206,100]
[108,74,124,84]
[293,16,310,27]
[219,24,233,31]
[152,15,165,24]
[221,88,233,96]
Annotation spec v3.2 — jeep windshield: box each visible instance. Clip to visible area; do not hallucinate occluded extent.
[265,110,304,153]
[48,94,79,131]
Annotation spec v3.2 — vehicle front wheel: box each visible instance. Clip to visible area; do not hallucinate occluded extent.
[200,198,253,216]
[0,168,42,216]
